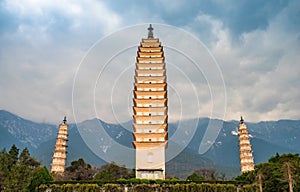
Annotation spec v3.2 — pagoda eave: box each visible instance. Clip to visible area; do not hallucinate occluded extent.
[133,132,168,140]
[133,141,168,149]
[133,123,167,131]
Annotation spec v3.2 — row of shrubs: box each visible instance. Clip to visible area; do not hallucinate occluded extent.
[38,183,259,192]
[48,178,247,185]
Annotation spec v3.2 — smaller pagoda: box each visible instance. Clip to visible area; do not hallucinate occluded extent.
[238,116,255,174]
[50,116,68,174]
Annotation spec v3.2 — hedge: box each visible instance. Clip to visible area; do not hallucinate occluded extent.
[47,178,247,185]
[37,183,259,192]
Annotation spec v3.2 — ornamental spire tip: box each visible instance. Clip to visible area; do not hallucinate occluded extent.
[240,116,244,124]
[63,116,67,124]
[148,24,154,38]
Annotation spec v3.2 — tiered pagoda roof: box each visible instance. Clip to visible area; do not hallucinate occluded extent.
[238,117,255,174]
[50,117,69,174]
[133,24,168,180]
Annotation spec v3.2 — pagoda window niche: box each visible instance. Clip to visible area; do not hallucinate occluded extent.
[147,153,154,163]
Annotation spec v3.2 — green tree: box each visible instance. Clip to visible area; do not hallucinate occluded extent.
[4,163,31,192]
[8,144,19,168]
[186,172,205,182]
[0,145,48,191]
[235,153,300,192]
[94,162,133,181]
[19,147,40,169]
[0,149,9,191]
[194,168,216,180]
[27,166,53,191]
[64,158,96,180]
[65,158,89,172]
[19,147,30,164]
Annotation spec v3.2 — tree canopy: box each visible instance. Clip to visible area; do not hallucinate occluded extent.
[235,153,300,192]
[63,158,97,180]
[186,172,205,182]
[186,167,216,181]
[0,145,52,191]
[94,162,134,181]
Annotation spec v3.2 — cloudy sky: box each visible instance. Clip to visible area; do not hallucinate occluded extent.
[0,0,299,124]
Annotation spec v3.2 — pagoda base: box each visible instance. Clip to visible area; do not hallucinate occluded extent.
[136,169,164,180]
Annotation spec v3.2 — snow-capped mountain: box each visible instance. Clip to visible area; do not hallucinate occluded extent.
[0,110,57,150]
[0,109,299,179]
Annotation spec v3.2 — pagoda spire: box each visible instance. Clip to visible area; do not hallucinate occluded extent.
[238,117,255,174]
[240,116,244,124]
[50,117,69,174]
[63,116,67,124]
[148,24,154,38]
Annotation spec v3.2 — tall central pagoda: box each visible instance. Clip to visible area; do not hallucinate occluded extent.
[132,24,168,180]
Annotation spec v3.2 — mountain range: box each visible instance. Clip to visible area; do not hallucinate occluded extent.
[0,109,299,179]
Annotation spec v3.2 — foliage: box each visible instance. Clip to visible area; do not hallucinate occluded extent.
[0,148,10,190]
[94,162,134,181]
[235,153,300,192]
[133,183,159,191]
[27,166,53,191]
[186,172,205,182]
[63,158,97,180]
[4,163,32,191]
[19,147,40,169]
[39,182,258,192]
[193,167,217,180]
[0,145,50,192]
[103,183,122,192]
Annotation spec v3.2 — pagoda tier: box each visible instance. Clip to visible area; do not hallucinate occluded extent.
[134,91,167,99]
[133,99,167,107]
[133,124,167,132]
[135,69,166,76]
[133,25,168,180]
[238,117,255,174]
[50,117,69,174]
[139,47,162,52]
[136,63,165,70]
[133,141,168,148]
[133,107,167,115]
[135,76,166,83]
[134,83,167,91]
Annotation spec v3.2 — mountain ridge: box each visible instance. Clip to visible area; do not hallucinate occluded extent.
[0,109,299,179]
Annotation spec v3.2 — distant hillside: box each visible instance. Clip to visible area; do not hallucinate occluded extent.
[0,110,56,150]
[0,109,299,179]
[200,120,300,167]
[33,123,106,168]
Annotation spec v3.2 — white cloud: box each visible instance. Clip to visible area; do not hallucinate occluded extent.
[207,1,300,122]
[0,0,122,123]
[0,0,299,124]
